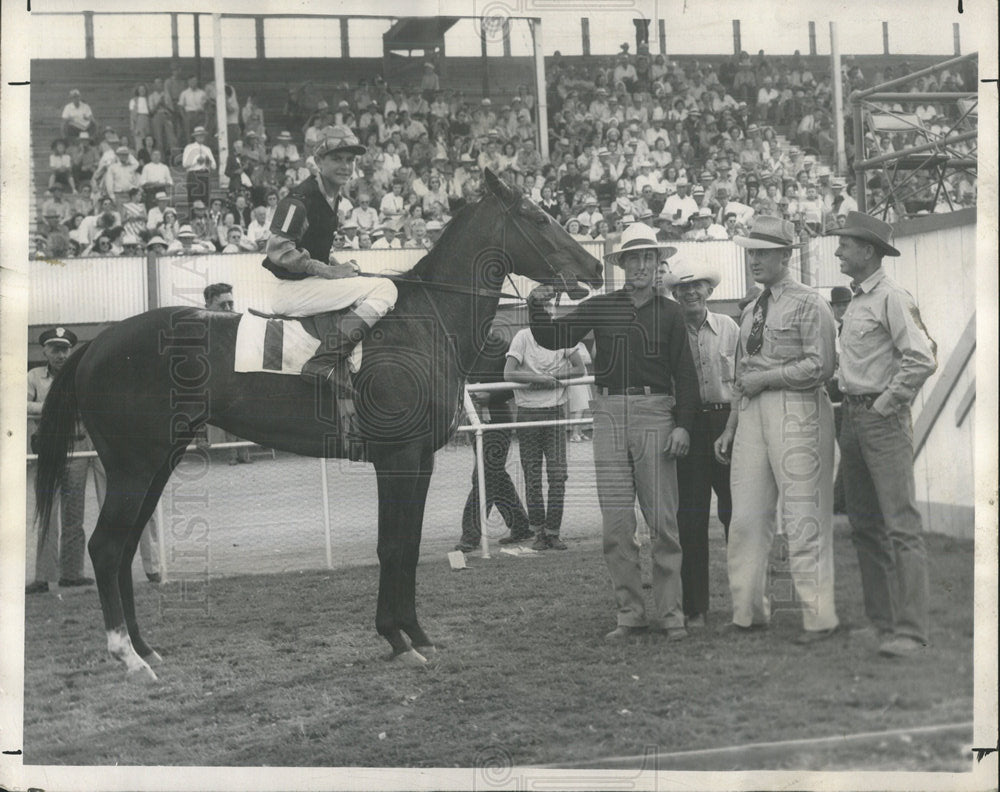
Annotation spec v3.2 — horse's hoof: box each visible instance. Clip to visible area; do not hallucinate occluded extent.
[142,650,164,666]
[413,644,437,657]
[125,663,159,683]
[393,649,427,667]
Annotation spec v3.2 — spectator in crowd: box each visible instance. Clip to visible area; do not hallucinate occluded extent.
[41,183,73,225]
[527,222,698,641]
[220,224,257,253]
[662,258,738,628]
[242,93,267,142]
[371,222,402,249]
[349,192,380,233]
[246,206,272,250]
[25,328,96,593]
[714,216,839,644]
[139,148,173,207]
[146,235,169,256]
[148,77,177,160]
[70,132,99,188]
[145,191,171,231]
[828,212,937,658]
[178,75,207,142]
[188,200,215,248]
[121,188,147,241]
[61,88,97,140]
[182,126,216,206]
[271,131,301,166]
[49,139,76,193]
[167,224,214,255]
[504,327,582,551]
[103,145,140,205]
[660,176,697,230]
[129,83,152,146]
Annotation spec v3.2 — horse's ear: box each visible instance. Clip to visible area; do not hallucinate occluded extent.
[483,168,514,205]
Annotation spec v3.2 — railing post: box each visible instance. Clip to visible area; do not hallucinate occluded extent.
[808,21,817,55]
[581,18,590,57]
[84,11,95,59]
[502,17,511,58]
[953,23,961,55]
[882,21,890,55]
[340,17,350,59]
[255,16,266,59]
[732,20,741,55]
[658,20,666,55]
[171,13,180,58]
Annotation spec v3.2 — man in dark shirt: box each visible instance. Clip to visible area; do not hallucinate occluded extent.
[528,222,699,642]
[456,330,532,552]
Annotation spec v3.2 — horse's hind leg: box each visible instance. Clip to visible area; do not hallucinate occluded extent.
[398,448,436,655]
[119,457,175,667]
[89,459,170,681]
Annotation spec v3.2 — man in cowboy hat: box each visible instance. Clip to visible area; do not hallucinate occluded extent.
[661,258,739,627]
[181,125,216,206]
[527,222,699,642]
[264,125,397,401]
[714,216,840,644]
[827,212,937,658]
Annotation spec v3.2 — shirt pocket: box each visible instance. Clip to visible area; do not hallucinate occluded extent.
[849,315,882,341]
[764,323,802,358]
[718,350,736,385]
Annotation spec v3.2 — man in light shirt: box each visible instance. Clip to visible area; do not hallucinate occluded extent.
[659,177,697,227]
[61,88,97,140]
[103,145,140,206]
[178,75,207,141]
[827,212,937,658]
[181,126,217,206]
[139,149,173,207]
[662,258,739,628]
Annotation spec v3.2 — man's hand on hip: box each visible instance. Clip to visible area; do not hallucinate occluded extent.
[664,427,690,458]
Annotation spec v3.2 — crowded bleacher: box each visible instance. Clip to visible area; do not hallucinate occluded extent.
[32,45,978,260]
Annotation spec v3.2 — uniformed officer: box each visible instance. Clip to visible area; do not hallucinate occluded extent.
[827,212,937,658]
[263,125,398,398]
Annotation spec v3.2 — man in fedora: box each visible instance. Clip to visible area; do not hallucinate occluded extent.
[264,126,397,401]
[527,222,699,642]
[827,212,937,658]
[181,125,216,206]
[662,258,739,628]
[714,216,840,644]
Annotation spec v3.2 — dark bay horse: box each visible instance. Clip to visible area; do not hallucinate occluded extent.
[34,169,603,680]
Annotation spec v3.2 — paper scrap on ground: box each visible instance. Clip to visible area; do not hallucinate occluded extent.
[447,551,468,570]
[499,546,539,556]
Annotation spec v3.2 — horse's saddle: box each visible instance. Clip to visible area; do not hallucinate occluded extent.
[236,308,367,463]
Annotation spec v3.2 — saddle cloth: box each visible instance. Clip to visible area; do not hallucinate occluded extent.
[233,312,362,376]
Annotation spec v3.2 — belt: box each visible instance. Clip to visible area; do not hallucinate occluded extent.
[700,402,731,412]
[844,393,881,407]
[596,386,671,396]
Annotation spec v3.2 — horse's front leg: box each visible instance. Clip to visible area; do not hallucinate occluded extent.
[374,444,436,666]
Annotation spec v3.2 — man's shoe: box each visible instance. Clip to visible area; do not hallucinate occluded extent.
[663,627,688,642]
[531,535,550,551]
[686,614,706,629]
[604,625,647,643]
[454,540,479,553]
[878,636,925,658]
[25,581,49,595]
[718,621,767,636]
[546,535,568,550]
[146,573,162,584]
[58,576,95,587]
[795,626,840,646]
[498,530,534,545]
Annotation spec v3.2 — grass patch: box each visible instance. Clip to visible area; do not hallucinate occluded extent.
[22,527,974,770]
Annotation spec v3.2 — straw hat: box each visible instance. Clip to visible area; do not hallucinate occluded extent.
[824,211,900,257]
[733,215,804,249]
[662,257,721,288]
[605,222,677,267]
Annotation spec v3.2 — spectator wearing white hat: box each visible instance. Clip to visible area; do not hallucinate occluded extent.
[181,126,216,205]
[167,223,214,255]
[659,177,697,226]
[61,88,97,140]
[271,131,301,166]
[714,216,839,644]
[103,145,140,205]
[139,148,173,207]
[662,258,738,627]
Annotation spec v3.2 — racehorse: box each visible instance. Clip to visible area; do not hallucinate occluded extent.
[34,169,603,680]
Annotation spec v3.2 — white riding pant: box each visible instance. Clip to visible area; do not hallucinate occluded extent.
[270,276,397,322]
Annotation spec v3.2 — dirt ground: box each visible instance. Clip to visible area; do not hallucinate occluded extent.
[20,446,977,774]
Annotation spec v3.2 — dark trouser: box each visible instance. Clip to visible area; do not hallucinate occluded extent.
[151,110,178,161]
[33,458,90,582]
[840,400,929,643]
[676,408,732,618]
[460,400,530,542]
[516,405,568,537]
[186,169,210,206]
[832,401,846,513]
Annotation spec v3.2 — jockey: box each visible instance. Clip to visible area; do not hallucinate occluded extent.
[264,125,398,397]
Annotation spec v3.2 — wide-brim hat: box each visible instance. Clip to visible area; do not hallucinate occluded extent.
[176,224,196,238]
[605,222,677,267]
[146,235,168,248]
[277,131,293,141]
[829,285,854,304]
[192,126,207,137]
[734,215,803,249]
[663,258,721,288]
[824,210,900,256]
[314,125,366,157]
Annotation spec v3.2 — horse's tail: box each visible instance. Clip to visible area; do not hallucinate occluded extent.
[34,342,90,542]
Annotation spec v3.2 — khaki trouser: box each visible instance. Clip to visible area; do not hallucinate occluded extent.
[727,389,839,631]
[592,393,684,630]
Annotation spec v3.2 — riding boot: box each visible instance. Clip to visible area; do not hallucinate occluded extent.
[300,310,371,400]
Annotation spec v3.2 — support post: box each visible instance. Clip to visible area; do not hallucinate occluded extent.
[732,20,741,56]
[255,16,265,60]
[953,23,961,56]
[194,14,202,82]
[502,17,511,58]
[84,11,95,59]
[481,22,489,96]
[852,95,866,212]
[658,19,666,55]
[808,21,817,55]
[340,17,350,59]
[171,13,180,58]
[830,22,847,175]
[531,18,549,164]
[882,21,889,55]
[581,18,590,57]
[320,458,334,569]
[213,14,229,192]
